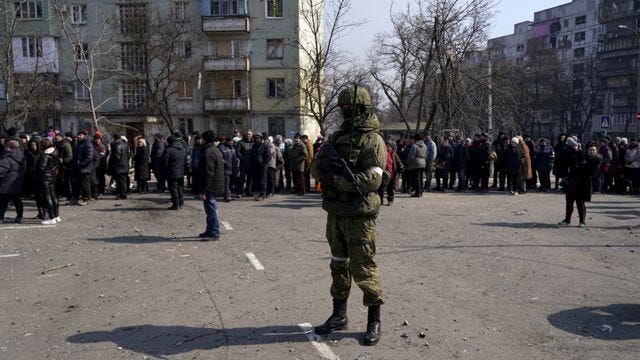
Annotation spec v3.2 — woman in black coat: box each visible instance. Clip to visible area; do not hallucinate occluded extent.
[24,139,44,218]
[35,139,60,225]
[134,137,151,193]
[559,142,601,227]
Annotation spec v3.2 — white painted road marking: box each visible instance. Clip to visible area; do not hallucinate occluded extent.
[1,225,56,230]
[0,254,20,258]
[221,221,233,231]
[245,252,264,270]
[298,323,341,360]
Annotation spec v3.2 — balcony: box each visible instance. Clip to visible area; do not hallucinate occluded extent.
[203,56,250,71]
[599,2,639,23]
[202,17,250,33]
[204,97,251,112]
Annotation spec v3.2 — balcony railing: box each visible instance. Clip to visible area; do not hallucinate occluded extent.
[204,97,251,112]
[202,17,250,33]
[203,56,250,71]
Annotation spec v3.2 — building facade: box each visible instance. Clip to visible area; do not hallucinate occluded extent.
[1,0,320,140]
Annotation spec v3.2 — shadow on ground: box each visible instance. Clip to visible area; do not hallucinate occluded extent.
[87,235,205,243]
[548,304,640,340]
[477,222,640,230]
[67,324,359,358]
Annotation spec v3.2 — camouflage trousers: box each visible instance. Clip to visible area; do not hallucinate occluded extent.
[326,213,384,306]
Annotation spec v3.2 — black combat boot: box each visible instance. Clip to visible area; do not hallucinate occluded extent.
[364,305,381,345]
[314,298,348,334]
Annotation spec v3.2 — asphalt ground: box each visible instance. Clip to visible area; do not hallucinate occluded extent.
[1,187,639,359]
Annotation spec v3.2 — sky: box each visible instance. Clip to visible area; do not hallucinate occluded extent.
[340,0,571,57]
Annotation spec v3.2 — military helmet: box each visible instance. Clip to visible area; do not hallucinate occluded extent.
[338,87,372,109]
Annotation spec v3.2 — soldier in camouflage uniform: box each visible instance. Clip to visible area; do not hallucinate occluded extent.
[311,86,386,345]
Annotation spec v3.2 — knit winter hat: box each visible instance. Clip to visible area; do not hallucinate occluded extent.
[566,137,578,148]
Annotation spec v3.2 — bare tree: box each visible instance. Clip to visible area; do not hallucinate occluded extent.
[112,3,196,133]
[53,1,121,131]
[370,0,494,134]
[0,2,59,131]
[294,0,366,132]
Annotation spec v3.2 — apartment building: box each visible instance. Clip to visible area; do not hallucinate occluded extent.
[486,0,605,140]
[1,0,320,140]
[595,0,640,137]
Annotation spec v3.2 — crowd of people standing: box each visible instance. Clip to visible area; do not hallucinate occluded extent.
[1,124,638,228]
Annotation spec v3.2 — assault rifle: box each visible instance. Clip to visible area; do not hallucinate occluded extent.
[319,142,369,206]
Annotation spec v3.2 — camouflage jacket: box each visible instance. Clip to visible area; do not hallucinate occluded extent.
[311,113,386,217]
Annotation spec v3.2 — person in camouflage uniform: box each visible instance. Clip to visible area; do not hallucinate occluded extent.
[311,86,386,346]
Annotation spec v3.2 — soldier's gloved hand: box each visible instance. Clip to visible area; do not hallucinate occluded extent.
[333,175,356,193]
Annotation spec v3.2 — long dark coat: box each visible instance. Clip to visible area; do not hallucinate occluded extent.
[564,150,601,202]
[0,149,26,194]
[134,146,151,181]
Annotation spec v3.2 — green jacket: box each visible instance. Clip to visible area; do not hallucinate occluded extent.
[312,113,386,217]
[56,139,73,166]
[289,142,308,172]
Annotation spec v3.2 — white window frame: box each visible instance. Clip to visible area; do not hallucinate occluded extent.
[71,4,87,24]
[75,43,89,61]
[267,78,284,98]
[121,81,148,109]
[175,1,190,21]
[21,37,43,58]
[211,0,246,16]
[266,39,284,59]
[574,31,586,42]
[178,41,192,59]
[75,82,89,99]
[14,1,43,20]
[266,0,283,18]
[117,3,147,34]
[120,43,146,72]
[575,15,586,26]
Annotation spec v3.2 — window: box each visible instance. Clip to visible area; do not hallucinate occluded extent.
[268,117,285,136]
[573,63,585,74]
[75,82,89,99]
[71,4,86,23]
[75,43,88,61]
[178,118,193,134]
[574,31,585,42]
[267,78,284,98]
[209,40,241,58]
[266,0,283,18]
[516,44,524,52]
[14,1,43,19]
[575,15,586,26]
[233,79,242,97]
[177,41,192,59]
[176,80,193,98]
[121,81,148,109]
[573,47,585,58]
[117,3,147,34]
[636,18,640,29]
[175,1,190,21]
[563,19,569,28]
[21,37,42,58]
[211,0,246,16]
[120,43,146,72]
[267,39,284,59]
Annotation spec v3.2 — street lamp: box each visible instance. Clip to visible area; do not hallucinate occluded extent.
[618,25,640,139]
